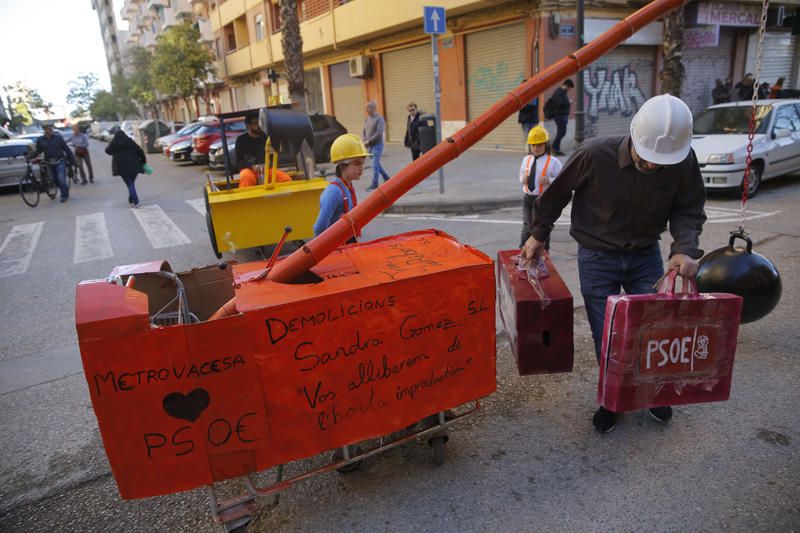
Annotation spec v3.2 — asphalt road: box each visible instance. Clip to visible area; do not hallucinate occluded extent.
[0,141,798,531]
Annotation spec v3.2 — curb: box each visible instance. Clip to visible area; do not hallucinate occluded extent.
[384,197,520,214]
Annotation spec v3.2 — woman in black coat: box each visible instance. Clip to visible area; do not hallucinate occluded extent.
[105,130,146,208]
[404,102,422,161]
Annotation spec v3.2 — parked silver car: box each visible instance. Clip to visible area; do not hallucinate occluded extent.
[0,139,35,188]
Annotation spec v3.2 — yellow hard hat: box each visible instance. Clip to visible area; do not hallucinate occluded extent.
[330,133,370,164]
[527,125,549,145]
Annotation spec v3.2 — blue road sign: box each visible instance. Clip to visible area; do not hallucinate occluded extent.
[423,6,446,35]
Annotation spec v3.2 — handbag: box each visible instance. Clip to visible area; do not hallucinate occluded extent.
[598,269,743,412]
[75,146,88,157]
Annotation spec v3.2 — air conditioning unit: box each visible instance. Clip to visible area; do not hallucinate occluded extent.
[349,55,372,78]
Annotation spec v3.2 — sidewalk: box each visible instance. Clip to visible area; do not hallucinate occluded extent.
[320,142,572,214]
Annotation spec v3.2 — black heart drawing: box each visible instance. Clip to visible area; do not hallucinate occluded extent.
[162,388,210,422]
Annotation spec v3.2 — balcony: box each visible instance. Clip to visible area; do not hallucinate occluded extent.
[161,8,178,31]
[123,0,140,16]
[196,17,213,42]
[147,0,168,9]
[225,45,252,76]
[173,0,193,18]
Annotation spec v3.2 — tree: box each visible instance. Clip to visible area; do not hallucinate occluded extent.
[67,73,100,116]
[110,74,139,118]
[128,46,157,112]
[150,22,215,120]
[280,0,305,111]
[89,91,122,121]
[3,81,51,127]
[661,10,685,97]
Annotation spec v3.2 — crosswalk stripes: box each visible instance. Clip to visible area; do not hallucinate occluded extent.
[74,213,114,264]
[186,198,206,215]
[0,222,45,278]
[131,204,192,249]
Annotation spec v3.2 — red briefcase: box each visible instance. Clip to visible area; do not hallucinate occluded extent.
[497,250,573,375]
[598,270,743,412]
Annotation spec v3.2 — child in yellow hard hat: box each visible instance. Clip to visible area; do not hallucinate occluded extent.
[518,125,562,249]
[313,134,370,240]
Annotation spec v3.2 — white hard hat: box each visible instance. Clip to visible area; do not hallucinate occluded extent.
[630,94,693,166]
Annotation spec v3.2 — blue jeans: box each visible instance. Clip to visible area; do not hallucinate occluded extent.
[369,142,390,187]
[48,161,68,199]
[578,243,664,362]
[122,174,139,205]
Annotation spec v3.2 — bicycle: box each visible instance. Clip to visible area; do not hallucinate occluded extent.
[19,156,57,208]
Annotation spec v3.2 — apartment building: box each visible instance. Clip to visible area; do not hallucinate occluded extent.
[91,0,129,79]
[205,0,800,152]
[121,0,219,121]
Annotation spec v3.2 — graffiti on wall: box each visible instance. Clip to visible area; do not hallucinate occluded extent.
[470,63,525,101]
[583,60,652,138]
[682,56,731,115]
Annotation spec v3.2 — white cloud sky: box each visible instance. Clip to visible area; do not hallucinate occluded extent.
[0,0,118,111]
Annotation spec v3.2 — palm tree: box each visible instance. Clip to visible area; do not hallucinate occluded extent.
[280,0,306,111]
[661,9,685,97]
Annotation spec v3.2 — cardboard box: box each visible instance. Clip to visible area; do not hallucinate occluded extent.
[76,230,496,499]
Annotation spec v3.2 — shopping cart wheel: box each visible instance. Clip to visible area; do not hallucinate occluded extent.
[221,515,250,533]
[332,445,363,474]
[429,436,446,466]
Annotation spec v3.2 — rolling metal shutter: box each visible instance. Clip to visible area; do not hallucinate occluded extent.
[682,28,735,114]
[466,23,527,149]
[746,32,796,88]
[581,45,655,138]
[382,45,434,143]
[330,61,363,137]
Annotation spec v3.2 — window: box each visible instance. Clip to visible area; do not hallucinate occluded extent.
[226,32,236,52]
[270,2,281,33]
[774,104,800,132]
[254,13,265,41]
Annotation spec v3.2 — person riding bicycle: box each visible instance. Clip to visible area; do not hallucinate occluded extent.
[33,124,76,203]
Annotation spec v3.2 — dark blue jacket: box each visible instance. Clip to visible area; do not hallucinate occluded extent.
[35,134,75,165]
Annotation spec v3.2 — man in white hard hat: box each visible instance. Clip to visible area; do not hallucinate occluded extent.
[521,94,707,434]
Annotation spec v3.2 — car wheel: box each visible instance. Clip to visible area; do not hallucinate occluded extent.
[743,163,762,198]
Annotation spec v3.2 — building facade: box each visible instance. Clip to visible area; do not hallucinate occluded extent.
[91,0,129,79]
[204,0,800,151]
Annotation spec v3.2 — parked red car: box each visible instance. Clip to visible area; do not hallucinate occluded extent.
[163,122,204,158]
[191,119,246,164]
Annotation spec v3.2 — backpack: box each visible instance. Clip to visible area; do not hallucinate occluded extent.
[543,96,556,120]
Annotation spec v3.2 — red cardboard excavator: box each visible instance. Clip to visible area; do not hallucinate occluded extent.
[75,0,694,529]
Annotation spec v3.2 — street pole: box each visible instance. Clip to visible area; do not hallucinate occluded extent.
[574,0,586,147]
[432,34,445,194]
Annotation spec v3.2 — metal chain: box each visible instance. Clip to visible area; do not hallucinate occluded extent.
[741,0,771,228]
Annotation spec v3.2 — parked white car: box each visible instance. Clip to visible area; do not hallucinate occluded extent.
[691,99,800,197]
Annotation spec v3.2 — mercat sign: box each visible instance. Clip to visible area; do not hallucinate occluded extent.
[691,2,761,27]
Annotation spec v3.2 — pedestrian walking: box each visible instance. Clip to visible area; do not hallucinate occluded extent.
[313,134,369,240]
[71,125,94,184]
[735,73,755,101]
[521,94,706,434]
[517,94,539,142]
[33,124,76,203]
[518,125,562,249]
[105,130,146,208]
[769,77,784,99]
[544,79,574,156]
[362,101,390,191]
[711,78,730,104]
[757,81,771,99]
[404,103,423,161]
